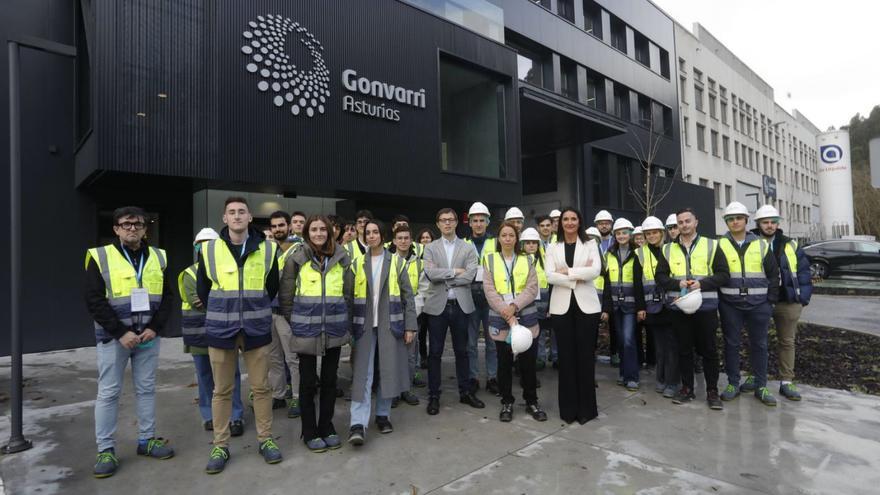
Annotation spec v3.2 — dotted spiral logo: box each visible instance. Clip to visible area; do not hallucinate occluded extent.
[820,144,842,164]
[241,15,330,117]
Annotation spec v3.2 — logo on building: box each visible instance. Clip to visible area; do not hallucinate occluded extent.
[241,15,330,118]
[820,144,843,164]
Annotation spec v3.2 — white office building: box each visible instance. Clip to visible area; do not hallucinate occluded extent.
[675,23,822,239]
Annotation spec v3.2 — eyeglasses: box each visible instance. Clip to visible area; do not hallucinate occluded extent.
[116,222,145,231]
[438,218,457,224]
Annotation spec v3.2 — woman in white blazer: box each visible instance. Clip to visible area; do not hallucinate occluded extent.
[545,207,602,424]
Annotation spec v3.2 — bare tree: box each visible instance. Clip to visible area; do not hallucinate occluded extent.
[624,124,680,218]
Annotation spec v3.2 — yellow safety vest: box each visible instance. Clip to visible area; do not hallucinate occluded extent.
[484,252,538,331]
[635,245,664,313]
[662,236,719,312]
[718,236,770,307]
[291,254,348,341]
[178,264,206,346]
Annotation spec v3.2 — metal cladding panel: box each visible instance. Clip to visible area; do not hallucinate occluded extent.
[93,0,520,203]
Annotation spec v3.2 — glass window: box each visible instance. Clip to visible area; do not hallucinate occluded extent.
[694,85,704,112]
[586,70,605,111]
[523,152,557,194]
[634,33,650,67]
[720,101,728,124]
[592,149,610,206]
[709,94,717,119]
[560,58,578,100]
[711,130,719,156]
[722,135,730,161]
[557,0,575,22]
[440,56,507,179]
[696,124,706,151]
[680,76,688,103]
[613,84,630,120]
[725,185,732,204]
[516,53,542,87]
[637,94,651,126]
[713,182,722,208]
[584,0,603,38]
[610,17,627,52]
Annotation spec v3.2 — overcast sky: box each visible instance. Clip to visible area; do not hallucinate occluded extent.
[651,0,878,130]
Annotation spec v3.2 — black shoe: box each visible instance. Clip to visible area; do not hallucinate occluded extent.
[459,392,485,409]
[391,397,400,409]
[468,378,480,393]
[526,403,548,422]
[486,378,500,396]
[203,420,213,431]
[348,425,365,446]
[419,360,428,370]
[401,391,420,406]
[672,387,696,405]
[376,416,393,434]
[427,397,440,415]
[499,403,513,422]
[272,398,287,410]
[229,420,244,437]
[707,390,724,411]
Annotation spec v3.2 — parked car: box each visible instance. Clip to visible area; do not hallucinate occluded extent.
[803,240,880,278]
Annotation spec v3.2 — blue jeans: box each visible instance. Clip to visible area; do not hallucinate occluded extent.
[467,294,496,380]
[193,354,243,423]
[95,338,160,451]
[350,328,393,430]
[720,301,771,389]
[614,310,639,383]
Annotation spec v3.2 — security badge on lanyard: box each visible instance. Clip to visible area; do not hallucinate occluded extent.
[502,257,517,304]
[124,248,151,313]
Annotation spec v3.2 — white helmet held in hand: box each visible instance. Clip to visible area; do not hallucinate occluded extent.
[612,218,634,232]
[675,289,702,314]
[594,210,613,223]
[509,324,533,356]
[194,227,219,245]
[755,204,780,221]
[665,214,678,227]
[520,227,541,242]
[504,207,524,221]
[469,202,491,217]
[641,216,665,231]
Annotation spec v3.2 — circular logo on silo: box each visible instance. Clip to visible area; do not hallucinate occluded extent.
[820,144,842,164]
[241,15,330,117]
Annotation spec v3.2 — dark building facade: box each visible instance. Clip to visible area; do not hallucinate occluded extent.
[0,0,712,354]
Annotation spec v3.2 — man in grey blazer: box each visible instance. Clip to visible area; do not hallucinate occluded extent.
[422,208,485,414]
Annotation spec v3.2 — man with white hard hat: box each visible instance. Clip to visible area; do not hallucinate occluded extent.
[549,209,561,242]
[751,204,812,401]
[593,210,614,254]
[665,214,679,241]
[716,202,780,407]
[465,202,498,396]
[504,207,525,232]
[180,228,246,436]
[654,208,730,410]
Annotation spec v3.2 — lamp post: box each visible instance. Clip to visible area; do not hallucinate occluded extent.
[4,36,76,455]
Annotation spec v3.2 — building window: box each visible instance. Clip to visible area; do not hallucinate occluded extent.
[696,123,706,152]
[659,48,670,79]
[680,76,688,103]
[713,182,722,208]
[610,16,627,52]
[613,84,630,120]
[722,135,730,161]
[637,94,652,127]
[634,33,650,67]
[557,0,575,22]
[683,117,690,146]
[734,140,740,164]
[523,152,557,194]
[584,0,603,38]
[720,100,728,124]
[586,70,605,111]
[711,130,719,157]
[662,106,673,137]
[679,57,686,73]
[560,58,578,100]
[699,178,709,188]
[439,56,507,179]
[694,85,704,112]
[725,185,732,204]
[709,93,717,119]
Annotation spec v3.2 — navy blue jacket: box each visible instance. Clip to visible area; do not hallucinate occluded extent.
[751,228,812,305]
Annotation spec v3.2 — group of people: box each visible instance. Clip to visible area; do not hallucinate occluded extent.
[85,197,812,478]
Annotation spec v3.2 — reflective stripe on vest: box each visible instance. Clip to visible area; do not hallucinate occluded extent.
[605,250,637,313]
[396,253,421,297]
[466,237,497,265]
[352,255,405,340]
[178,264,207,346]
[484,253,538,331]
[781,240,801,299]
[86,244,166,342]
[204,239,276,340]
[290,256,349,340]
[635,245,664,314]
[662,237,719,312]
[718,237,770,306]
[528,254,550,310]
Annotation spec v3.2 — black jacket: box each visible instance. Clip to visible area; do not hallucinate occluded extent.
[655,235,731,292]
[196,226,279,350]
[84,240,176,342]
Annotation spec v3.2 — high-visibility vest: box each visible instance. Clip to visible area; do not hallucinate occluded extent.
[635,245,664,314]
[528,253,549,315]
[718,237,770,307]
[662,237,719,312]
[344,240,365,264]
[605,249,637,313]
[85,244,166,342]
[351,253,405,340]
[484,252,539,332]
[594,268,605,298]
[203,239,277,340]
[178,263,206,347]
[385,241,424,258]
[271,242,300,310]
[466,236,497,265]
[290,255,349,340]
[396,252,422,297]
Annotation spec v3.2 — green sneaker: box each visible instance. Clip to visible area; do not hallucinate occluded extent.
[720,384,740,401]
[779,383,802,401]
[136,437,174,459]
[740,375,756,393]
[755,387,777,407]
[93,449,118,478]
[259,438,283,464]
[287,397,301,418]
[205,446,229,474]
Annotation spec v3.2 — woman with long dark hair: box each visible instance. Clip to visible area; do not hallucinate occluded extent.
[545,208,602,424]
[279,215,353,452]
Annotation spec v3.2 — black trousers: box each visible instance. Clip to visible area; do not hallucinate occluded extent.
[671,310,719,394]
[298,346,341,441]
[428,301,471,397]
[417,313,429,362]
[495,338,538,406]
[637,321,657,366]
[552,298,599,424]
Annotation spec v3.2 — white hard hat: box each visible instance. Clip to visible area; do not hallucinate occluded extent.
[612,218,634,232]
[594,210,613,223]
[674,289,702,314]
[665,214,678,227]
[509,324,533,356]
[520,227,541,242]
[504,207,524,221]
[469,201,490,217]
[549,209,561,219]
[194,227,219,245]
[641,216,665,231]
[723,201,750,218]
[633,226,644,235]
[754,204,780,221]
[585,227,601,238]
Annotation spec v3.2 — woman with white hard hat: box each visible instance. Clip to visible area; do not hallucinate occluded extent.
[632,226,645,247]
[600,218,646,391]
[482,222,547,422]
[546,207,603,424]
[521,228,554,369]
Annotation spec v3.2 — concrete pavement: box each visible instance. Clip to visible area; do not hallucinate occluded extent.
[1,338,879,494]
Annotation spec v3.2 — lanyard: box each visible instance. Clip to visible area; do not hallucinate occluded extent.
[122,247,145,286]
[238,233,250,258]
[503,254,518,295]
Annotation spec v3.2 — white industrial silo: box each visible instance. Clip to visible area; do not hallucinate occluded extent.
[816,130,855,238]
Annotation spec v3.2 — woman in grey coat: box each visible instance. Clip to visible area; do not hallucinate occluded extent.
[348,220,417,446]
